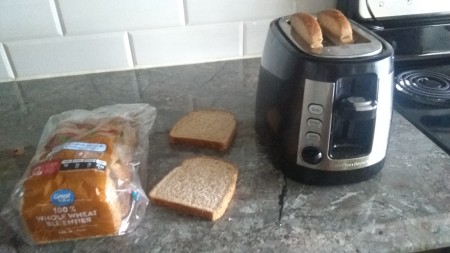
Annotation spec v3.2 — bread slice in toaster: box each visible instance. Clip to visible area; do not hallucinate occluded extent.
[317,9,354,44]
[290,12,323,49]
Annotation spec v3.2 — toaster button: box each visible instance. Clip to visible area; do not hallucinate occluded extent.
[308,104,324,115]
[305,132,321,143]
[307,118,323,129]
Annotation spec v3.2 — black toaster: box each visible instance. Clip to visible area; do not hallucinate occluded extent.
[255,15,394,185]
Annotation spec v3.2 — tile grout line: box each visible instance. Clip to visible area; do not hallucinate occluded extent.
[0,43,17,80]
[49,0,66,36]
[0,55,262,83]
[179,0,188,26]
[124,32,136,67]
[239,22,245,57]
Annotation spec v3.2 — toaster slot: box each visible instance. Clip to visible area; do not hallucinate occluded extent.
[329,74,379,159]
[321,28,371,47]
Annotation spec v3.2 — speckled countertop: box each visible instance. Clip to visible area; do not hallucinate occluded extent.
[0,58,449,253]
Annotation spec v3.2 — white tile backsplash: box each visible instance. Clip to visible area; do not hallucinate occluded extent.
[295,0,337,14]
[186,0,294,25]
[6,33,130,78]
[0,0,62,41]
[57,0,182,35]
[0,0,336,82]
[131,23,241,67]
[244,19,272,56]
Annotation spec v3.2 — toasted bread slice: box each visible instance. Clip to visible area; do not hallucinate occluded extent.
[169,109,237,151]
[149,156,238,221]
[317,9,353,44]
[290,12,323,49]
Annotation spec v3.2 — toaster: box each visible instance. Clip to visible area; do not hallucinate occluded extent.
[255,16,394,185]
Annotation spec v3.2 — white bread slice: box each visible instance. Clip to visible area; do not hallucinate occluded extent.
[290,12,323,49]
[149,156,238,221]
[317,9,353,44]
[169,109,237,151]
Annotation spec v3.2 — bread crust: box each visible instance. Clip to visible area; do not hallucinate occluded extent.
[317,9,353,44]
[150,194,216,220]
[290,12,323,49]
[168,127,237,151]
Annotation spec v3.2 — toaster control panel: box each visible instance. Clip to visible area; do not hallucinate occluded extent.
[297,79,335,166]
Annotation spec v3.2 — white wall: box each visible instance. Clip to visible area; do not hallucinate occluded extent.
[0,0,336,82]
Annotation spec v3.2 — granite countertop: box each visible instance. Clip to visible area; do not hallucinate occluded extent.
[0,58,449,253]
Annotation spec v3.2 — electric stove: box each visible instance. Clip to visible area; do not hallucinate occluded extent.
[394,64,450,154]
[376,24,450,155]
[337,1,450,155]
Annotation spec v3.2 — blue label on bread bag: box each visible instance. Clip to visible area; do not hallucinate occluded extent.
[51,189,75,206]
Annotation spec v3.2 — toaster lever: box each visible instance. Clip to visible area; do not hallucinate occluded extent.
[338,96,377,120]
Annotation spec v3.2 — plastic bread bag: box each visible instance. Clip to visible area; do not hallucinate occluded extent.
[1,103,156,244]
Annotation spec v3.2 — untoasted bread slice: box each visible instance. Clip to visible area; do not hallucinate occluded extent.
[169,109,237,151]
[149,156,238,221]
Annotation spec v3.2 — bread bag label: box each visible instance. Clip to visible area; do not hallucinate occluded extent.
[21,134,122,243]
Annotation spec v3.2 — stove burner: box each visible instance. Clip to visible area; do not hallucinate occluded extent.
[395,70,450,106]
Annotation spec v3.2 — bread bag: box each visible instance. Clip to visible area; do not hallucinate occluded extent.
[1,104,156,244]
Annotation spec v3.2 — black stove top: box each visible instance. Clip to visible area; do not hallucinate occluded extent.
[393,64,450,154]
[370,21,450,155]
[336,0,450,155]
[395,70,450,106]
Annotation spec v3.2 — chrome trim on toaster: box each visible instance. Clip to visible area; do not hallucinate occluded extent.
[296,74,393,172]
[296,79,334,165]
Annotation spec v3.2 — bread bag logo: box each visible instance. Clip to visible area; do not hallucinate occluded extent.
[51,189,75,206]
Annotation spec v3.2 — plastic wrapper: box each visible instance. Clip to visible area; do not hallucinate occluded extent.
[1,104,157,244]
